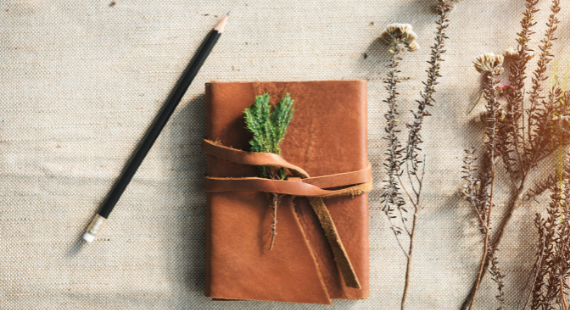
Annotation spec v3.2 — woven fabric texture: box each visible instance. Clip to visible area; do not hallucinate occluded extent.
[1,0,569,309]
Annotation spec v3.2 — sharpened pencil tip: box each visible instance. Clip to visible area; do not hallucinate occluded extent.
[214,13,229,33]
[227,11,231,15]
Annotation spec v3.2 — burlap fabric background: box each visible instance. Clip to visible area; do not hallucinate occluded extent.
[1,0,568,309]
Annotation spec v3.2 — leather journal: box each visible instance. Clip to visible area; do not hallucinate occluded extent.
[203,80,371,304]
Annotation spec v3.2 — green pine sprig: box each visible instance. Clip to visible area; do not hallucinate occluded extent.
[244,93,295,180]
[243,92,295,251]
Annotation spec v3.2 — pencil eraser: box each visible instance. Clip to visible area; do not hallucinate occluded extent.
[83,232,95,243]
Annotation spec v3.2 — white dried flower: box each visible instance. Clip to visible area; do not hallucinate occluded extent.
[380,23,419,52]
[473,53,504,75]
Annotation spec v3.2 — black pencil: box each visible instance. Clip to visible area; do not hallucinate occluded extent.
[83,13,229,243]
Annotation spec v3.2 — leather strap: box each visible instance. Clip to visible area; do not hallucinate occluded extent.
[308,197,361,289]
[303,165,372,189]
[202,138,370,289]
[205,177,373,197]
[202,139,310,178]
[204,164,372,196]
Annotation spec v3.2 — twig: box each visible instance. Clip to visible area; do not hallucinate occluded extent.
[380,2,451,309]
[400,157,425,310]
[561,280,568,310]
[521,229,544,310]
[463,56,503,309]
[268,193,280,251]
[461,183,526,310]
[401,202,419,310]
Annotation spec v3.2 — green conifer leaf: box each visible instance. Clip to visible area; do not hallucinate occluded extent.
[243,92,296,180]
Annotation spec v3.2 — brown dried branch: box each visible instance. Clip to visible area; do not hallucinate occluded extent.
[465,65,503,310]
[380,1,453,309]
[461,1,563,308]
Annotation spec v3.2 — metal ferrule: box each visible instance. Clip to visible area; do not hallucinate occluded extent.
[86,214,106,235]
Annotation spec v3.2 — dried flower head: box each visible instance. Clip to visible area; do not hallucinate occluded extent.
[474,53,504,75]
[503,47,535,61]
[380,23,419,51]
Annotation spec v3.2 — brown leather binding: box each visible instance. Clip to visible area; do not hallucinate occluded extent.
[202,138,372,192]
[201,139,310,178]
[204,80,369,304]
[202,139,372,289]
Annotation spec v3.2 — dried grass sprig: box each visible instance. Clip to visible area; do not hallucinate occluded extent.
[524,174,557,202]
[489,248,506,310]
[461,1,563,308]
[498,0,540,181]
[462,57,504,310]
[380,29,406,217]
[379,1,453,309]
[404,1,450,176]
[527,0,561,157]
[527,160,570,309]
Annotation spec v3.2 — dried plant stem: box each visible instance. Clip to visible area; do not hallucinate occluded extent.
[400,178,422,310]
[381,41,407,255]
[400,216,414,310]
[400,2,450,309]
[561,281,568,310]
[463,68,503,309]
[469,80,499,309]
[386,48,403,207]
[490,183,525,251]
[381,2,451,309]
[522,234,545,310]
[268,193,280,251]
[468,167,494,310]
[461,0,564,305]
[461,183,526,310]
[268,166,282,251]
[382,46,414,308]
[398,158,424,310]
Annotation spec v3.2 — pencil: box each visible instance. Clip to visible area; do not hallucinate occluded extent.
[82,13,230,243]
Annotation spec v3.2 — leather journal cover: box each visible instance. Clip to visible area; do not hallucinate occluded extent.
[203,80,370,304]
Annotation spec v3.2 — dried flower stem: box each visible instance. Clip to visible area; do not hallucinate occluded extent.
[471,207,491,310]
[381,45,417,308]
[560,279,568,310]
[489,248,506,310]
[401,2,451,309]
[521,230,545,310]
[380,2,451,309]
[383,45,405,212]
[382,41,409,264]
[462,0,562,307]
[466,69,502,310]
[399,157,424,310]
